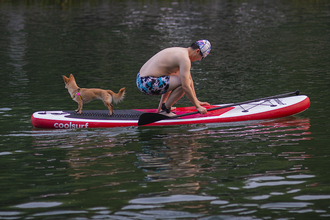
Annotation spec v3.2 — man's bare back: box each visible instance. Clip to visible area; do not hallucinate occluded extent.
[136,40,211,115]
[139,47,189,77]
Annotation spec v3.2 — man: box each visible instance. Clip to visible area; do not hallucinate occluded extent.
[136,40,211,116]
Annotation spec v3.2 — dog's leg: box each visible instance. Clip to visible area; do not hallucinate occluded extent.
[109,103,114,115]
[104,101,114,115]
[76,100,83,114]
[75,104,79,112]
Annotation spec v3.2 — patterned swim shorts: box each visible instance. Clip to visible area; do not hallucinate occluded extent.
[136,72,170,95]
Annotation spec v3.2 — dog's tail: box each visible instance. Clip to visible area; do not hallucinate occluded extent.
[108,87,125,104]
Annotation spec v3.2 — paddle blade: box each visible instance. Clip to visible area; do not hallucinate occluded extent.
[138,113,171,126]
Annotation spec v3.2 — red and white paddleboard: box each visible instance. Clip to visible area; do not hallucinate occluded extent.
[31,92,310,129]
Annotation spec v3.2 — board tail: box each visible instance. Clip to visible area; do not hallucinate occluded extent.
[108,87,125,104]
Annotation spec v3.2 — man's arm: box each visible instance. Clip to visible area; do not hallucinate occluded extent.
[189,76,210,106]
[180,60,207,114]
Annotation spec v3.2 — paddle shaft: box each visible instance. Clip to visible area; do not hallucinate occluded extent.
[171,89,300,119]
[138,90,299,125]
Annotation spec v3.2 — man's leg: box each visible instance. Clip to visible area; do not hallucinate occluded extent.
[163,75,185,110]
[157,92,171,112]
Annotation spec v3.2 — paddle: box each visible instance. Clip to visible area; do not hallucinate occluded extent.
[138,90,300,126]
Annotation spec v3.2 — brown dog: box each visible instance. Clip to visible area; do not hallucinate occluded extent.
[62,74,125,115]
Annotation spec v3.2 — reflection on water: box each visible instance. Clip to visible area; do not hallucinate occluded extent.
[1,0,330,219]
[136,118,311,180]
[137,134,206,182]
[1,116,329,219]
[197,118,311,144]
[6,7,29,88]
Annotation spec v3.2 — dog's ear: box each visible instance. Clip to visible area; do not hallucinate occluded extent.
[62,75,69,83]
[69,74,74,79]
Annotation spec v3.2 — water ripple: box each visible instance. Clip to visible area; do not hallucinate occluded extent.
[244,180,305,189]
[260,202,313,210]
[294,195,330,201]
[130,194,217,204]
[13,202,62,209]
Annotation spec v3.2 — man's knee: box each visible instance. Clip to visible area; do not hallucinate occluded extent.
[173,85,184,95]
[169,76,182,90]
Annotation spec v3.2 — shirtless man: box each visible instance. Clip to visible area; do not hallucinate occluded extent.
[136,40,211,116]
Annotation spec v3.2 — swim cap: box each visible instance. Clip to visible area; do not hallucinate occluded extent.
[196,40,211,58]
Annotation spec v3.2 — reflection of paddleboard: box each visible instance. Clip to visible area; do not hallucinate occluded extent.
[31,93,310,129]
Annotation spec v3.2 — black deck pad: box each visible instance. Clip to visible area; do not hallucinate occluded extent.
[64,110,143,120]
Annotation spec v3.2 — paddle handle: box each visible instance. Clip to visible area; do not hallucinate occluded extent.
[138,90,300,126]
[173,90,300,119]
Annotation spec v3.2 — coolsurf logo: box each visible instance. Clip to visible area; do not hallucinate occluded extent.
[54,122,89,129]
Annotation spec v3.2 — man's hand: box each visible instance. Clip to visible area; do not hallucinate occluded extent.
[197,106,207,114]
[198,100,210,106]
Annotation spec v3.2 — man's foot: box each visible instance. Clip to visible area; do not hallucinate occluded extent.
[159,103,176,116]
[159,110,176,117]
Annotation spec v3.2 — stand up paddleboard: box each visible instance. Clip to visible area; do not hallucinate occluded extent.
[31,90,310,129]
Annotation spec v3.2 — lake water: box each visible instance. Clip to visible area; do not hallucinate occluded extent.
[0,0,330,219]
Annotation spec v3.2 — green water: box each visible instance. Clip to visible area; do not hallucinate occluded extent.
[0,0,330,219]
